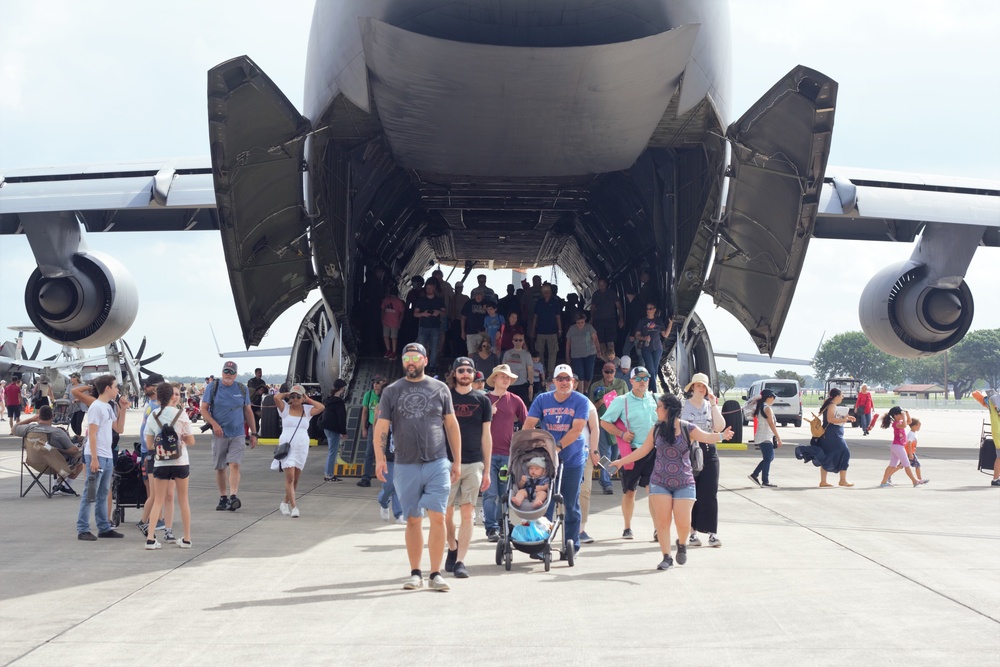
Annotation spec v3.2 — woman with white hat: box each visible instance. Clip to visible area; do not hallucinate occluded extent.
[681,372,726,548]
[271,385,324,517]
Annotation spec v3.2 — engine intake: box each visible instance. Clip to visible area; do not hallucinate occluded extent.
[859,261,974,358]
[24,251,138,348]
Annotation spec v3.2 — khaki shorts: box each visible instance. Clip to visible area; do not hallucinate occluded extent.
[448,461,484,507]
[211,435,246,470]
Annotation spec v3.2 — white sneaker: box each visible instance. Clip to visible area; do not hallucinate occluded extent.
[428,573,450,592]
[279,502,291,516]
[144,539,161,550]
[380,505,391,521]
[395,515,407,525]
[688,533,702,547]
[708,534,722,548]
[290,506,300,518]
[402,574,423,590]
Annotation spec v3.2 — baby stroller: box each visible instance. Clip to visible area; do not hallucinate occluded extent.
[111,444,147,527]
[51,398,73,426]
[494,429,574,572]
[185,397,201,423]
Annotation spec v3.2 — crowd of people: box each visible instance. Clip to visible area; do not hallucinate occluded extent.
[360,270,673,393]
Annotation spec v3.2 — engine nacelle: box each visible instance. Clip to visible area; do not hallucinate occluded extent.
[859,261,974,358]
[24,251,139,348]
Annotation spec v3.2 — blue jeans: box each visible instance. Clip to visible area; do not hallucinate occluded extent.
[377,461,403,518]
[639,348,663,392]
[482,453,509,533]
[858,412,871,433]
[752,438,775,484]
[547,464,583,550]
[76,455,113,534]
[324,430,342,478]
[417,328,440,369]
[362,427,375,481]
[597,430,615,489]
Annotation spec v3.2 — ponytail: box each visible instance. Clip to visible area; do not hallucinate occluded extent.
[881,406,902,430]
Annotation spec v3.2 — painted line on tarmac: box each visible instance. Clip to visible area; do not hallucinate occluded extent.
[723,485,1000,626]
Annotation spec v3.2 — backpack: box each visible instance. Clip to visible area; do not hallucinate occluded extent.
[152,408,183,461]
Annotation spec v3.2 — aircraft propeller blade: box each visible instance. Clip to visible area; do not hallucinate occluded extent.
[136,337,147,361]
[122,339,134,357]
[29,339,42,360]
[139,353,162,366]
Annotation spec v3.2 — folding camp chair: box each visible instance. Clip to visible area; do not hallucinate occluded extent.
[20,430,79,498]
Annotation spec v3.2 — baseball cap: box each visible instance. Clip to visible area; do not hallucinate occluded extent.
[222,361,238,374]
[474,371,485,381]
[452,356,475,371]
[619,355,631,369]
[630,366,651,381]
[401,342,427,356]
[553,363,574,379]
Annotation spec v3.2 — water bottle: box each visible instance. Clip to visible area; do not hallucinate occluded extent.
[498,464,509,484]
[86,468,102,503]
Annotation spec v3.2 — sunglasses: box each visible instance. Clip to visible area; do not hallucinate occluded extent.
[632,375,650,382]
[289,393,302,399]
[401,354,423,363]
[455,368,475,374]
[222,370,236,375]
[554,376,573,382]
[603,370,615,374]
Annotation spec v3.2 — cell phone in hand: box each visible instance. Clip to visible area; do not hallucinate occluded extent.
[598,455,615,471]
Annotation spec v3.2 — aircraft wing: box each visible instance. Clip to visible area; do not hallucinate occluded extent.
[813,167,1000,245]
[0,159,219,233]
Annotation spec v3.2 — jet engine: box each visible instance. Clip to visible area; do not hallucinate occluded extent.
[24,251,139,348]
[859,261,974,358]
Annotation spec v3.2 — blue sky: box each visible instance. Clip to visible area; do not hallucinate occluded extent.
[1,1,998,377]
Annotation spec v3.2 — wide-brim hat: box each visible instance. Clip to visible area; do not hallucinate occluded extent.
[487,364,517,385]
[684,372,711,393]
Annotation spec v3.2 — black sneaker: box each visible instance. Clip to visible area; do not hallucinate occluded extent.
[486,529,500,543]
[78,532,97,541]
[762,482,778,488]
[445,548,458,573]
[748,474,761,487]
[97,529,124,538]
[228,495,241,511]
[657,554,674,570]
[675,540,687,565]
[216,496,230,511]
[453,561,469,578]
[602,486,614,495]
[992,478,1000,487]
[622,528,634,540]
[356,478,372,488]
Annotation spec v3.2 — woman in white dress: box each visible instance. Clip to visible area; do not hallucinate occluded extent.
[271,384,324,517]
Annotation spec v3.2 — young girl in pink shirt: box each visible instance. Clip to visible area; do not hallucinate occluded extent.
[878,406,920,488]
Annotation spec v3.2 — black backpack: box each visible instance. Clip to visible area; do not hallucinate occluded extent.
[152,408,183,461]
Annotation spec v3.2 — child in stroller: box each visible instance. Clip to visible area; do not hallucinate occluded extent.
[511,456,550,509]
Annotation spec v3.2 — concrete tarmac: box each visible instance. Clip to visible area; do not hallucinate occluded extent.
[0,407,997,666]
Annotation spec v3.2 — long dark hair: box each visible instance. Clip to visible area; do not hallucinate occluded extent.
[653,394,682,444]
[881,405,902,429]
[754,389,775,418]
[819,388,841,416]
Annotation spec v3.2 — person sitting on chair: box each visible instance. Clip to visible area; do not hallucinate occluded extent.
[15,405,83,495]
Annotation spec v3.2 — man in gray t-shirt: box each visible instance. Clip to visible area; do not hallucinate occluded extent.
[374,342,461,592]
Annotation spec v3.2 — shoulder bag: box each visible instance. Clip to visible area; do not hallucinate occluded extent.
[682,422,704,475]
